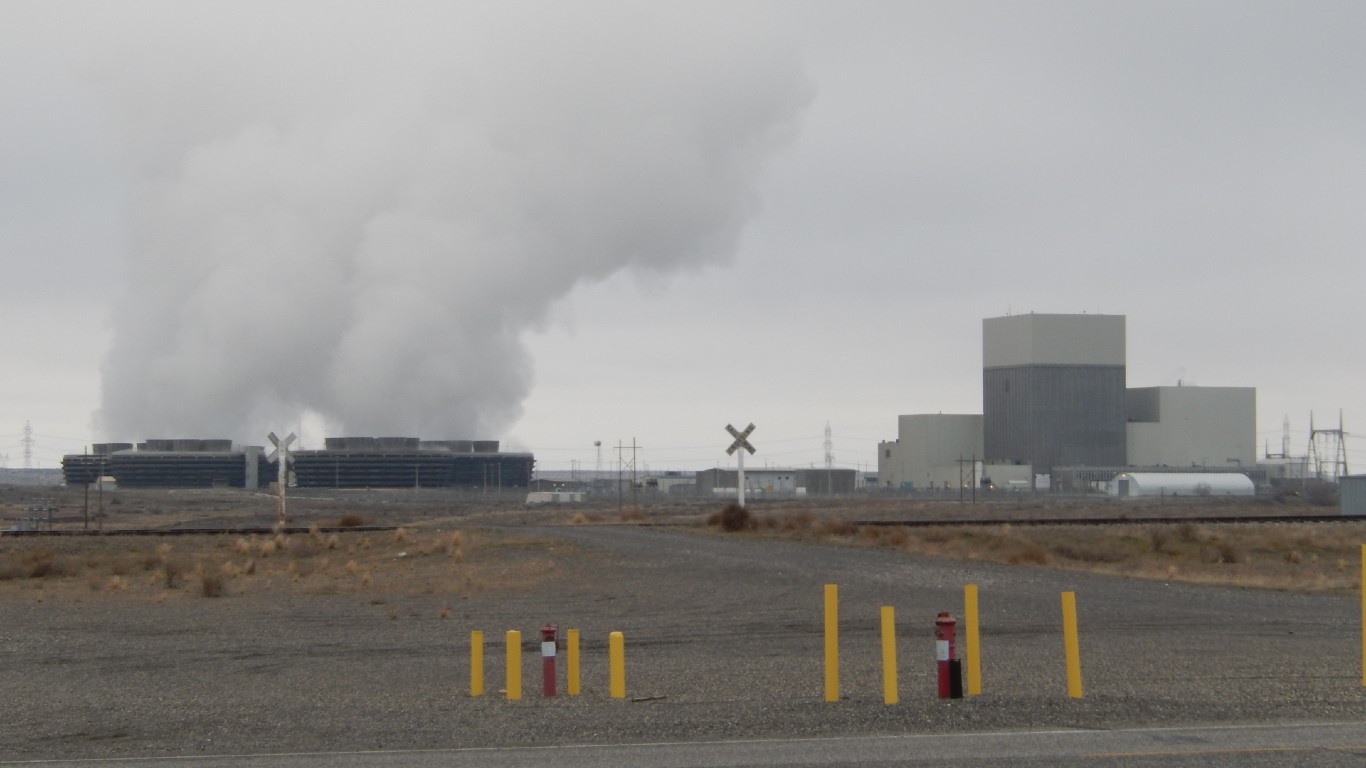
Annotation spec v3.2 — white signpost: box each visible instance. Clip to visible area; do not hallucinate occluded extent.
[267,431,296,526]
[725,423,757,507]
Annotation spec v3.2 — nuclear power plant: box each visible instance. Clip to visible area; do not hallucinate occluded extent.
[879,313,1259,493]
[61,437,533,490]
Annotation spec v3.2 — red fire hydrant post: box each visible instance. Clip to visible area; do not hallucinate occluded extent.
[935,612,963,699]
[541,624,558,697]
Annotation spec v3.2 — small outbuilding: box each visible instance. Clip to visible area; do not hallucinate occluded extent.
[1341,476,1366,516]
[1107,472,1255,498]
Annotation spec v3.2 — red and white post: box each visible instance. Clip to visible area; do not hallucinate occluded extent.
[936,611,963,699]
[541,624,558,697]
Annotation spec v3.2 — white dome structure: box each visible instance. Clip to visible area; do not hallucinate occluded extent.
[1108,472,1255,498]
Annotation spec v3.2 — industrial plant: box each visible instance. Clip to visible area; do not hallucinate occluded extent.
[879,313,1266,495]
[61,438,533,490]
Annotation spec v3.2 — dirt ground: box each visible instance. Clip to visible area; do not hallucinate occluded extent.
[1,488,1363,761]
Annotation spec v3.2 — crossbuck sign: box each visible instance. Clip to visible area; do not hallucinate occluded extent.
[267,431,296,526]
[725,423,756,507]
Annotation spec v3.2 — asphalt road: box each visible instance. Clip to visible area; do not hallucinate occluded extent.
[4,722,1363,767]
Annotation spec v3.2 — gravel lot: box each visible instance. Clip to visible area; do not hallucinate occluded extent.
[2,518,1364,761]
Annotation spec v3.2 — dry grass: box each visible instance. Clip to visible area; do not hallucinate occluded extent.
[0,527,566,604]
[740,512,1363,593]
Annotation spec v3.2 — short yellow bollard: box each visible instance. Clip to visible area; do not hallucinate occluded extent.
[506,630,522,701]
[824,584,839,702]
[567,629,581,696]
[470,630,484,697]
[1061,591,1083,699]
[609,631,626,699]
[965,584,981,696]
[880,605,898,705]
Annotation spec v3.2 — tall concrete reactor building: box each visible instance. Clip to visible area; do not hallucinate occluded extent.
[982,313,1127,472]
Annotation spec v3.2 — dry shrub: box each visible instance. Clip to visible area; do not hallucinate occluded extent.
[445,532,463,552]
[105,575,128,592]
[1284,549,1303,565]
[233,537,252,555]
[781,511,815,533]
[818,518,858,537]
[438,605,451,619]
[242,559,257,575]
[569,512,590,525]
[394,527,410,544]
[156,542,172,562]
[162,560,186,589]
[361,571,372,587]
[714,503,754,533]
[220,561,241,578]
[325,534,340,550]
[308,524,323,543]
[1175,521,1201,543]
[1050,539,1131,564]
[620,507,646,523]
[1148,527,1170,554]
[338,513,365,528]
[200,573,225,597]
[1010,545,1051,565]
[258,539,277,558]
[0,549,67,580]
[344,560,359,574]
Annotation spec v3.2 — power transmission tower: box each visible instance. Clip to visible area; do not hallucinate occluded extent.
[22,421,34,468]
[1307,411,1349,482]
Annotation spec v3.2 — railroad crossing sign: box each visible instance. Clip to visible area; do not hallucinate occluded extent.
[724,423,756,507]
[267,432,296,526]
[726,423,756,456]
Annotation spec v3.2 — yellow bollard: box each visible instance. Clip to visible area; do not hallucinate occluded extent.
[965,584,981,696]
[609,631,626,699]
[880,605,898,705]
[824,584,839,702]
[470,630,484,697]
[1061,591,1083,699]
[506,630,522,701]
[567,629,581,696]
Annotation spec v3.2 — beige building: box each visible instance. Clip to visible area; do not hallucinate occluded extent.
[878,414,982,490]
[1126,386,1256,469]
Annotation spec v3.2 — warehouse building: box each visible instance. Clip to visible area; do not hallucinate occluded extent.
[695,467,857,497]
[63,437,533,490]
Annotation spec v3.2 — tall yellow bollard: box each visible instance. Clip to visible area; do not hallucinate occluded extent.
[965,584,981,696]
[609,631,626,699]
[1061,591,1083,699]
[506,630,522,701]
[824,584,839,702]
[470,630,484,697]
[880,605,898,705]
[567,629,581,696]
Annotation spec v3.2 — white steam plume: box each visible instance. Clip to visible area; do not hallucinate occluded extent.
[91,3,812,443]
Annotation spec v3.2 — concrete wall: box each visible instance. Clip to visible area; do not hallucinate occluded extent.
[1126,386,1256,468]
[983,314,1126,368]
[878,414,982,490]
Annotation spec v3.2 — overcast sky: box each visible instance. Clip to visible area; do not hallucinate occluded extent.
[2,1,1363,474]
